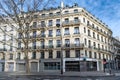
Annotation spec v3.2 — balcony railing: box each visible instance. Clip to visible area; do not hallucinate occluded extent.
[0,48,7,51]
[62,20,80,26]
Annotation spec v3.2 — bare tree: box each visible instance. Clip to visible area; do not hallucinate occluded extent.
[0,0,55,73]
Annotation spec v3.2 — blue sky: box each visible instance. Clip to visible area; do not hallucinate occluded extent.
[53,0,120,37]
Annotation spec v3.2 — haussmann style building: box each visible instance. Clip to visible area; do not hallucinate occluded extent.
[0,4,117,72]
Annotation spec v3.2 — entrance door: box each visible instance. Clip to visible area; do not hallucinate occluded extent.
[16,63,25,71]
[8,63,14,72]
[65,61,80,71]
[31,62,38,72]
[0,63,2,72]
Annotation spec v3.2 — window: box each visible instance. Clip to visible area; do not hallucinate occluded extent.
[10,43,12,51]
[49,13,53,16]
[48,20,53,26]
[11,26,14,31]
[44,62,60,70]
[41,30,45,37]
[87,21,90,25]
[75,38,80,46]
[48,30,53,37]
[65,39,70,47]
[17,53,21,59]
[4,26,6,31]
[103,54,105,59]
[64,28,69,35]
[32,52,36,59]
[56,19,60,25]
[3,33,6,41]
[25,32,28,38]
[9,53,13,60]
[98,44,100,49]
[11,34,13,41]
[94,52,97,58]
[33,22,37,28]
[74,27,79,34]
[97,27,99,31]
[64,11,69,14]
[102,45,104,50]
[33,31,36,38]
[93,32,95,38]
[105,38,106,43]
[18,33,22,39]
[92,24,94,28]
[41,21,45,27]
[49,40,53,48]
[74,9,78,13]
[56,51,61,58]
[49,50,53,58]
[34,15,38,18]
[99,53,101,59]
[88,40,91,48]
[88,30,91,36]
[85,50,87,57]
[65,50,70,58]
[33,41,36,49]
[84,38,87,45]
[83,18,85,22]
[56,12,60,15]
[41,51,44,59]
[75,50,80,58]
[56,40,61,47]
[101,36,103,42]
[89,51,92,58]
[100,29,103,32]
[3,43,6,51]
[56,29,61,36]
[93,42,96,49]
[41,41,45,49]
[105,46,107,51]
[65,18,69,23]
[18,41,21,49]
[74,17,79,23]
[84,27,86,33]
[41,14,45,17]
[97,34,99,40]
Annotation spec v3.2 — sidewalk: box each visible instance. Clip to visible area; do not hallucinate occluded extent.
[7,71,115,77]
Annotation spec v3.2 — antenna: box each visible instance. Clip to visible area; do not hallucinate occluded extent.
[61,0,64,8]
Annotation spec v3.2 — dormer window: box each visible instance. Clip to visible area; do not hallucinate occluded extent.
[74,9,78,13]
[49,13,53,16]
[64,11,69,14]
[56,12,60,15]
[34,15,38,18]
[41,14,45,17]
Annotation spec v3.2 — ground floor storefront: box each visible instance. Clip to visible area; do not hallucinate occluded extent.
[0,58,116,72]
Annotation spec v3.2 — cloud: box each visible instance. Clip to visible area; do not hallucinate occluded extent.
[77,0,120,36]
[55,0,120,36]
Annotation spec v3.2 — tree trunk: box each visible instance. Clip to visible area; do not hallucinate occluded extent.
[25,57,30,74]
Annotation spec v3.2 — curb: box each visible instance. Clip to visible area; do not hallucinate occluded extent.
[9,73,115,77]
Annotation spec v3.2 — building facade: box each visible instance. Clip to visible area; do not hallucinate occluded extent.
[112,37,120,70]
[0,5,115,72]
[0,23,16,72]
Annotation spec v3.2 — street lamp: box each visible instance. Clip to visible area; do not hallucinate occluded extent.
[60,0,64,74]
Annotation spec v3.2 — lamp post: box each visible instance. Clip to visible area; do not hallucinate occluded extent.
[60,0,64,74]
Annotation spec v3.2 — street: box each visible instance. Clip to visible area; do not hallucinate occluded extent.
[0,76,120,80]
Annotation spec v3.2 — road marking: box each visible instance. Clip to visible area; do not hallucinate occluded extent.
[87,79,92,80]
[0,78,5,80]
[43,79,60,80]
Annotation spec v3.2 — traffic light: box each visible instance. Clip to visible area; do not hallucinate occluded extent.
[103,58,106,64]
[83,58,86,61]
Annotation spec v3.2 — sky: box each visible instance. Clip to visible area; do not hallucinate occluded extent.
[53,0,120,37]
